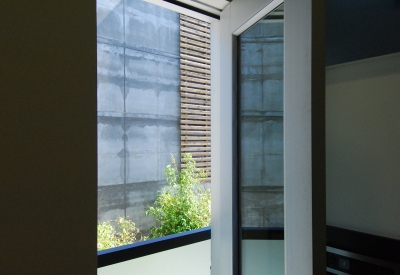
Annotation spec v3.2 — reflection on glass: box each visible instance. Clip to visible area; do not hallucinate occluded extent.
[239,4,284,274]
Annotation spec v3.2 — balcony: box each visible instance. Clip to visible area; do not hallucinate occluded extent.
[97,227,285,275]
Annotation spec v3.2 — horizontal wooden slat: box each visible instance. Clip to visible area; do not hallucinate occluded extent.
[180,92,210,100]
[181,125,211,130]
[181,147,211,152]
[181,26,210,39]
[181,130,211,136]
[181,53,211,64]
[181,98,210,106]
[181,103,211,110]
[181,99,210,106]
[181,59,210,70]
[181,152,211,157]
[181,116,210,122]
[181,94,211,106]
[181,15,210,28]
[181,82,210,90]
[180,31,210,44]
[181,114,211,120]
[180,120,211,126]
[180,43,210,54]
[181,141,211,146]
[182,136,211,140]
[181,54,210,65]
[181,158,211,163]
[181,70,210,80]
[181,108,210,114]
[181,49,210,61]
[181,20,210,34]
[181,75,211,85]
[183,156,211,161]
[181,87,210,95]
[181,90,210,97]
[180,19,210,33]
[181,136,210,141]
[182,158,211,163]
[180,37,210,49]
[181,162,211,168]
[181,19,210,31]
[180,64,210,75]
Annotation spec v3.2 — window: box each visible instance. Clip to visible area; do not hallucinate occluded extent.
[97,0,213,251]
[238,5,284,274]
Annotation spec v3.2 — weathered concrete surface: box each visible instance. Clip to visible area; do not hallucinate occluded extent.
[124,49,180,116]
[97,0,180,235]
[97,0,124,43]
[241,186,284,227]
[125,181,162,237]
[125,0,179,56]
[97,117,125,186]
[239,21,284,227]
[97,43,125,113]
[98,184,125,222]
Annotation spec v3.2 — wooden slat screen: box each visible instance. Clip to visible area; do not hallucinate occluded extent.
[180,14,211,182]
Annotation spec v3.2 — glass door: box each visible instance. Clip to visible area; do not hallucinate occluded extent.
[238,5,284,274]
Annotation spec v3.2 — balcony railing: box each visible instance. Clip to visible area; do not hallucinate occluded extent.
[98,227,211,275]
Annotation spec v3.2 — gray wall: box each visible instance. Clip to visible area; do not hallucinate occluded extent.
[0,1,97,274]
[239,20,284,228]
[97,0,180,235]
[326,53,400,239]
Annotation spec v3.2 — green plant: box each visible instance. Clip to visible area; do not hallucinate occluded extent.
[145,153,211,238]
[97,217,141,251]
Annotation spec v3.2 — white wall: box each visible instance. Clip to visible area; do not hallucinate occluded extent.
[326,53,400,240]
[98,240,211,275]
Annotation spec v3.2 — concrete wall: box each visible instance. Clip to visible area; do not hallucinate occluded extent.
[98,240,211,275]
[239,19,284,228]
[326,52,400,240]
[97,0,180,235]
[0,1,97,274]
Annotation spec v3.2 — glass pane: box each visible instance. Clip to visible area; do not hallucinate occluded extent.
[97,0,211,251]
[238,4,284,274]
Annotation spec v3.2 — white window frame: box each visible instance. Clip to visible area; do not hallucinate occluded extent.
[137,1,326,274]
[212,0,326,274]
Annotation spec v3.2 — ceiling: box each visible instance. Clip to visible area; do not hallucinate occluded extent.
[145,0,229,21]
[181,0,230,11]
[173,0,229,16]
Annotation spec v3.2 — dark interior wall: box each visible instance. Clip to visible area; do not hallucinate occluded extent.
[326,0,400,65]
[0,1,97,274]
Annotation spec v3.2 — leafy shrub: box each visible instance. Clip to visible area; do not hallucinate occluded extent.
[97,217,141,251]
[145,153,211,238]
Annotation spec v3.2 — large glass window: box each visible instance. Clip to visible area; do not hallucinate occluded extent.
[97,0,211,250]
[238,4,284,274]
